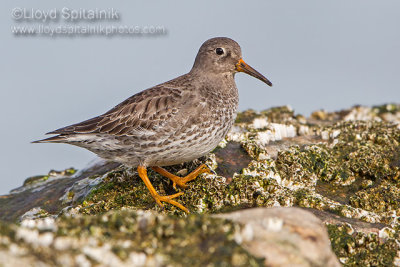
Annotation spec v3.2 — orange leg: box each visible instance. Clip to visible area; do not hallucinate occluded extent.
[137,166,189,213]
[151,164,211,189]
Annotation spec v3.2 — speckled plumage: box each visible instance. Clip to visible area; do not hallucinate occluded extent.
[35,37,272,212]
[52,72,237,167]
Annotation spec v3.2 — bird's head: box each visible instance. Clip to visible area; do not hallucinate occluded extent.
[191,37,272,86]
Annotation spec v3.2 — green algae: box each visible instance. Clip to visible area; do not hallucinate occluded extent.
[48,168,77,177]
[23,168,77,187]
[275,120,400,209]
[327,223,398,266]
[81,169,155,214]
[23,175,50,186]
[294,189,325,210]
[349,180,400,213]
[241,139,269,160]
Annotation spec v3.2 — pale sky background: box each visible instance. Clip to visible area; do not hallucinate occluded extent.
[1,0,399,195]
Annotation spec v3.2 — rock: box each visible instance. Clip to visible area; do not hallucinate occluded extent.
[1,103,400,266]
[0,207,338,267]
[216,207,341,267]
[0,159,120,222]
[0,209,265,266]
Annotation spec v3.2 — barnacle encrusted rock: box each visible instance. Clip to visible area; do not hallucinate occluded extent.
[0,207,340,267]
[0,209,263,266]
[1,103,400,266]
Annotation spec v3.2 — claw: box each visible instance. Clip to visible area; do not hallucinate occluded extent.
[138,166,189,213]
[172,182,178,190]
[137,164,212,213]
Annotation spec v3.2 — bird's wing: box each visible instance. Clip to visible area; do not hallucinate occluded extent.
[47,84,189,136]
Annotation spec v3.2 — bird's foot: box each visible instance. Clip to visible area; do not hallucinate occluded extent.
[151,164,212,190]
[138,165,189,213]
[153,191,188,213]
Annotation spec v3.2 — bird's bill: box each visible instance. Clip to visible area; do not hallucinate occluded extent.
[236,59,272,86]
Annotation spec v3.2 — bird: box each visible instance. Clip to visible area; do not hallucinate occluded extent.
[33,37,272,213]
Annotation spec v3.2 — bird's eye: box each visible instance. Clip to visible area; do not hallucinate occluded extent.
[215,48,224,55]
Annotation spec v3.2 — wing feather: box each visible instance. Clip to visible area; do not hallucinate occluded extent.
[47,85,186,136]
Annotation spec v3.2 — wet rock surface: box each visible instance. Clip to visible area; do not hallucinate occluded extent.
[1,103,400,266]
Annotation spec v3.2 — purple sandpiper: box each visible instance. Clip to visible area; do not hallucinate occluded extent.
[34,37,272,212]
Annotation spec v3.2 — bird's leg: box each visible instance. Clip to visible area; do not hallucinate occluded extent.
[137,166,189,213]
[151,164,212,190]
